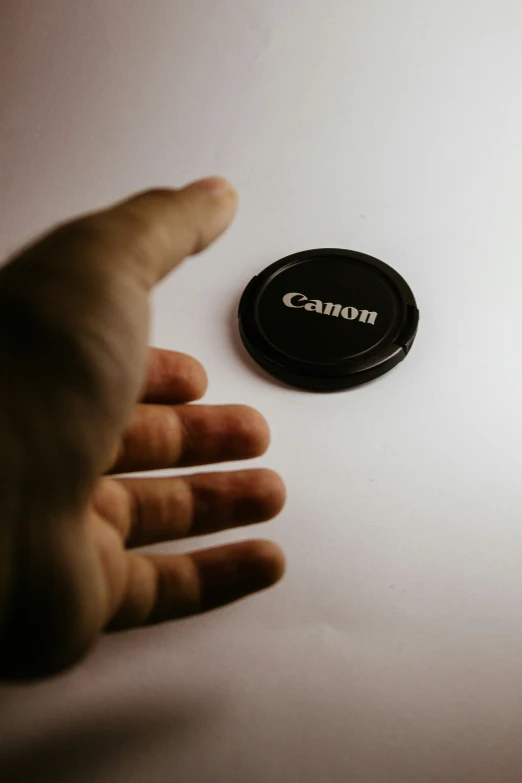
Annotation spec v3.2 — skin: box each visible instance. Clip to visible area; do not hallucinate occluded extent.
[0,177,286,680]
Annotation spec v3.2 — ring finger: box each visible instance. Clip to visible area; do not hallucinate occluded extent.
[93,469,286,546]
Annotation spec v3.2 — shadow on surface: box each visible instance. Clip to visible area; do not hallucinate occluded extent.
[0,691,223,783]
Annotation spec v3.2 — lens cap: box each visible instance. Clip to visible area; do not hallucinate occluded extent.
[238,248,419,391]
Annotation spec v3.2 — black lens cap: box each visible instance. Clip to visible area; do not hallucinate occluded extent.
[238,248,419,391]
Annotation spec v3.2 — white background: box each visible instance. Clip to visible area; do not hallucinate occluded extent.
[2,1,522,781]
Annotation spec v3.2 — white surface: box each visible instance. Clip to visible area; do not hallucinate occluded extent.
[2,1,522,781]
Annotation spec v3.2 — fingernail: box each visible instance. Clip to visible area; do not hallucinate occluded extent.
[189,177,234,197]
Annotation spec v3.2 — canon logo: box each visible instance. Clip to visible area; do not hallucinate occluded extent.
[282,293,378,325]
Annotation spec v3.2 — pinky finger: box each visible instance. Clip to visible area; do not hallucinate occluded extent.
[108,540,285,630]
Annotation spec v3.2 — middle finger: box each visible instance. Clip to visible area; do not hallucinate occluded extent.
[110,404,270,474]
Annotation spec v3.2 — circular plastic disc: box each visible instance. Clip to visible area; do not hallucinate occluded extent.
[238,248,419,391]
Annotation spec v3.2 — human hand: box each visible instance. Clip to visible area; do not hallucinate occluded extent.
[0,178,286,679]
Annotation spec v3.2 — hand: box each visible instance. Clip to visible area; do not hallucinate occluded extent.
[0,178,286,679]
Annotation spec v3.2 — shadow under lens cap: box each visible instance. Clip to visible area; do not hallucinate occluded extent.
[238,248,419,391]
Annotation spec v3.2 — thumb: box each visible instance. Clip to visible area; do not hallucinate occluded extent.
[96,177,239,289]
[0,177,238,294]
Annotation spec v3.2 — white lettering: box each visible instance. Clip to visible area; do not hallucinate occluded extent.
[322,302,343,318]
[282,293,378,325]
[341,306,359,321]
[304,299,323,313]
[282,292,307,308]
[358,309,378,325]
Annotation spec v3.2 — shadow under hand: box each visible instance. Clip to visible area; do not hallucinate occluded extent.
[0,690,223,783]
